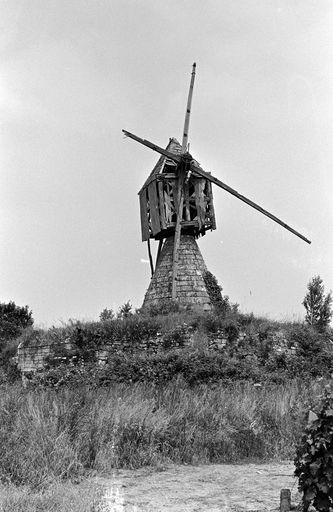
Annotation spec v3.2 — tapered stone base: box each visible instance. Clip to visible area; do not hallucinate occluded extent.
[142,235,212,311]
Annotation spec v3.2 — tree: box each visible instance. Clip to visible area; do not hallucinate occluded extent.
[0,301,33,347]
[99,307,115,322]
[117,301,133,319]
[303,276,332,331]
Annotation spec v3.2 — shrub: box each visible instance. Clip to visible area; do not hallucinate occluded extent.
[294,384,333,511]
[142,299,182,316]
[99,308,114,322]
[303,276,332,332]
[285,325,333,379]
[0,302,33,348]
[197,311,239,337]
[15,309,333,386]
[203,271,238,314]
[161,323,190,349]
[117,301,133,319]
[0,308,34,381]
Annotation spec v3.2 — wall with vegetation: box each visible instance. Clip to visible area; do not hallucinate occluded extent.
[13,310,333,387]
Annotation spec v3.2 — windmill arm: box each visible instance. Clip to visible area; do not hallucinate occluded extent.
[191,162,311,244]
[122,130,181,163]
[182,62,196,152]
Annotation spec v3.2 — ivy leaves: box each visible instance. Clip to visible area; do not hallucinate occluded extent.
[295,386,333,511]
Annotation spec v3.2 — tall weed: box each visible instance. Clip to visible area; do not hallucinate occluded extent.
[0,379,322,488]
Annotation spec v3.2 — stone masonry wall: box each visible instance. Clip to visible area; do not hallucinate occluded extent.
[142,234,212,311]
[16,329,194,375]
[16,326,230,375]
[16,326,294,378]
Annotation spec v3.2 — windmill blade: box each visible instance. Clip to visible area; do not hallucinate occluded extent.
[122,130,181,164]
[191,162,311,244]
[182,62,196,152]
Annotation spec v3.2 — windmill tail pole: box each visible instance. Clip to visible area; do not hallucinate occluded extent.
[182,62,196,153]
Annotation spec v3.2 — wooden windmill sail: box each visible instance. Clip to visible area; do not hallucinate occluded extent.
[123,63,311,311]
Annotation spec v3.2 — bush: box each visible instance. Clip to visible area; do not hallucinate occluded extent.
[16,309,333,387]
[203,271,238,314]
[31,346,278,388]
[285,325,333,379]
[303,276,332,332]
[0,302,33,348]
[161,323,190,349]
[0,302,33,381]
[142,299,182,316]
[294,384,333,511]
[99,308,114,322]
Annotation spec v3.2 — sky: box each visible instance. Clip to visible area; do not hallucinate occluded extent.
[0,0,332,327]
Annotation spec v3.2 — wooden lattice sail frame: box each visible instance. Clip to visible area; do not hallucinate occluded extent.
[138,139,216,242]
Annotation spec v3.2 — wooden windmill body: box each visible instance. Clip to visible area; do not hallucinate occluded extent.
[123,64,310,312]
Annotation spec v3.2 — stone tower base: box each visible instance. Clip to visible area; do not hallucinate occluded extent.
[142,235,212,312]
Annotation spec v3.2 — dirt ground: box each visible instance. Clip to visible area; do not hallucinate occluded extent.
[92,461,300,512]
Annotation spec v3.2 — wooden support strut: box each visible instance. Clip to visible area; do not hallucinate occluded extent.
[171,170,185,300]
[147,238,154,278]
[155,239,164,269]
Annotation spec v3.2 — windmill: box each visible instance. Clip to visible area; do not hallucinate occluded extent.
[123,63,311,312]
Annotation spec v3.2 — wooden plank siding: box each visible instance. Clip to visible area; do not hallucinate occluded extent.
[164,183,173,224]
[158,181,166,230]
[194,179,206,230]
[139,190,150,241]
[206,180,216,230]
[172,180,178,215]
[148,181,161,236]
[184,182,191,221]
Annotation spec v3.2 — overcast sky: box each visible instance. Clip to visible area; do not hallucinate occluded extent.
[1,0,332,326]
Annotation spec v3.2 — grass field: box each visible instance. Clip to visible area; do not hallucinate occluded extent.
[0,480,100,512]
[0,378,322,490]
[2,304,332,509]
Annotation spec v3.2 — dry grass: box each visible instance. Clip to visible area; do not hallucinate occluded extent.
[0,478,117,512]
[0,379,322,490]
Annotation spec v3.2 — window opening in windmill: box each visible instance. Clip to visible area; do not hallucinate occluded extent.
[162,159,177,175]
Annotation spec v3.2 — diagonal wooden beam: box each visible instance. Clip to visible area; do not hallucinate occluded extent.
[122,130,181,163]
[171,171,185,300]
[155,239,164,269]
[147,238,154,277]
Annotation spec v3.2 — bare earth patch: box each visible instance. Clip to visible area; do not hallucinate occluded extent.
[93,461,300,512]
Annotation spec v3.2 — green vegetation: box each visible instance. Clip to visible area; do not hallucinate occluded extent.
[0,378,321,490]
[19,309,333,387]
[0,302,33,346]
[0,480,102,512]
[303,276,332,332]
[295,383,333,512]
[0,279,332,506]
[0,302,34,384]
[203,270,237,314]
